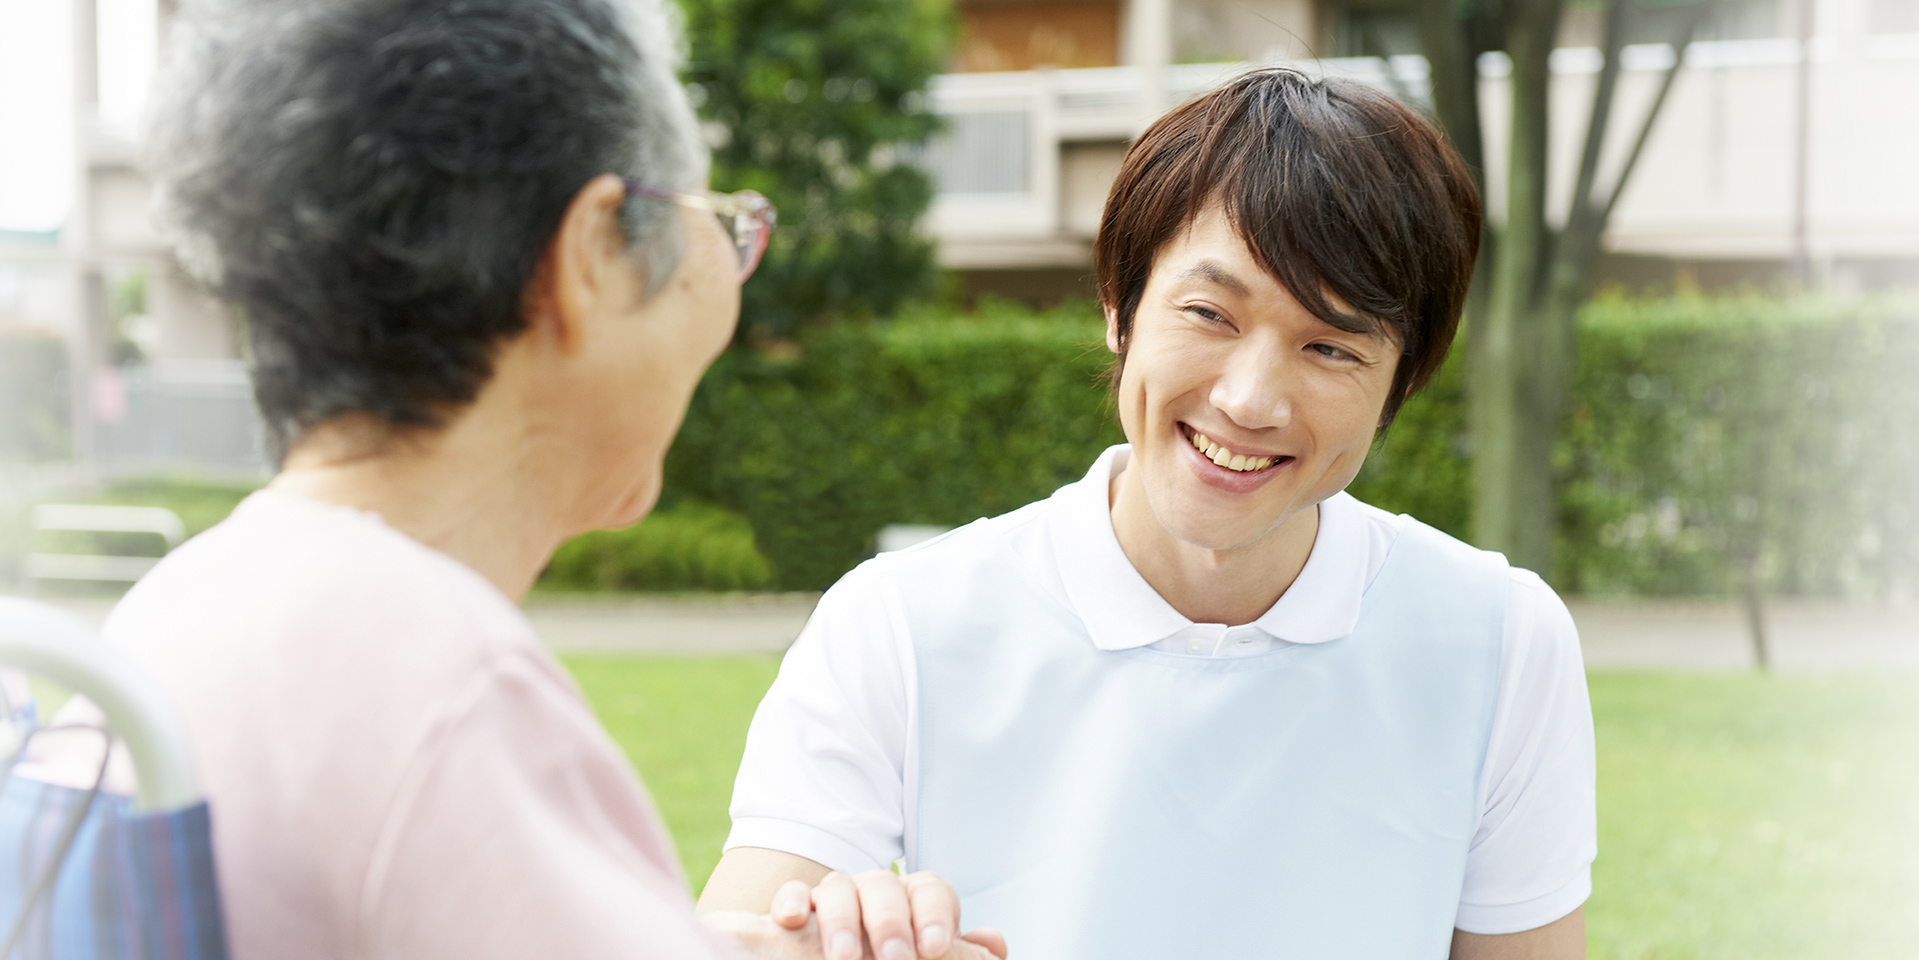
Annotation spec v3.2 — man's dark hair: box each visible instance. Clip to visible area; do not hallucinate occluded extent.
[146,0,704,459]
[1094,68,1481,427]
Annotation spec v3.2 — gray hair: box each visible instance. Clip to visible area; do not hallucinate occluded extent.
[146,0,707,457]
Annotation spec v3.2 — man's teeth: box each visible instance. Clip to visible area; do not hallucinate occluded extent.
[1188,431,1279,473]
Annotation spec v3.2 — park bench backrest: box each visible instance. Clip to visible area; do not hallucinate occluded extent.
[24,505,188,584]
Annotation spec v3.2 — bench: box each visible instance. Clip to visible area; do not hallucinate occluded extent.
[22,505,187,584]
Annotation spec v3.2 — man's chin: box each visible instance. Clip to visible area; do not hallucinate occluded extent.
[1149,488,1309,553]
[1151,507,1279,553]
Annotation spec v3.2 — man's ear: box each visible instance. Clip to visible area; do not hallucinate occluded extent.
[532,174,629,352]
[1104,304,1122,354]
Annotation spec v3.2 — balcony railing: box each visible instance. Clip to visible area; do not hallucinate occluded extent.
[916,35,1919,268]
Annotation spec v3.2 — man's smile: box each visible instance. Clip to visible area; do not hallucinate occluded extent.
[1179,422,1292,473]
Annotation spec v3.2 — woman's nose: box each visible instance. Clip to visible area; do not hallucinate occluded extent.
[1208,338,1293,431]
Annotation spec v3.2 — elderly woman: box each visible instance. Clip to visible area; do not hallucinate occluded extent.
[701,70,1596,959]
[112,1,1002,959]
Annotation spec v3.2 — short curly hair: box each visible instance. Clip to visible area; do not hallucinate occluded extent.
[1095,68,1481,428]
[146,0,706,459]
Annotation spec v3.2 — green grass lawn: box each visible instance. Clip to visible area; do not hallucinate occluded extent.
[1587,673,1919,959]
[566,657,1919,958]
[566,654,784,888]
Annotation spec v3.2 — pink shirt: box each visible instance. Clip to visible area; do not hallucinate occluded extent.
[101,490,740,960]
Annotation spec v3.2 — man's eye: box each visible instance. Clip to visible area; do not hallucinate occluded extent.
[1184,305,1227,324]
[1312,343,1355,360]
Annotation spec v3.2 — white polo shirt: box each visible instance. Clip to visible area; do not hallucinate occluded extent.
[726,445,1596,935]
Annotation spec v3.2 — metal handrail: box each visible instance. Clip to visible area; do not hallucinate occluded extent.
[0,597,200,812]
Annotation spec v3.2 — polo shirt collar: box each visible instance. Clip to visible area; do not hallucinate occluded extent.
[1052,444,1368,651]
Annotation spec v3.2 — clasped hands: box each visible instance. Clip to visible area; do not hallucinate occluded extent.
[704,869,1006,960]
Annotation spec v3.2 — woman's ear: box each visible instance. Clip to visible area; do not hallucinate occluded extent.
[532,174,630,352]
[1104,304,1123,354]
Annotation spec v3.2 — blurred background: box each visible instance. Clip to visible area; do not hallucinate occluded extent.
[2,0,1916,955]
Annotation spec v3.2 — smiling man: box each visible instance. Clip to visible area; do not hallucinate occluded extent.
[698,69,1596,960]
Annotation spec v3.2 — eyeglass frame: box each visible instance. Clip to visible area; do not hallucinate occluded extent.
[623,182,777,284]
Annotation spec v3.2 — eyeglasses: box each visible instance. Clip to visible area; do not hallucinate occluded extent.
[624,182,777,283]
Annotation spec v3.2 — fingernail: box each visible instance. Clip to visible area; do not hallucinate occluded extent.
[881,937,915,960]
[919,924,951,956]
[830,930,860,960]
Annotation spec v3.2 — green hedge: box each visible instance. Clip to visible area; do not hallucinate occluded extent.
[665,296,1919,597]
[539,500,772,592]
[665,299,1125,589]
[1558,296,1918,597]
[21,297,1907,600]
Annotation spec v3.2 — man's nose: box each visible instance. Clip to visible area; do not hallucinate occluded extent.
[1208,336,1293,432]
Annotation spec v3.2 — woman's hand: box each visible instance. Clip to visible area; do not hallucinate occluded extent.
[768,870,1006,960]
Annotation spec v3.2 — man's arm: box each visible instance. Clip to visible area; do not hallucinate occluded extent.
[1451,908,1584,960]
[701,847,833,913]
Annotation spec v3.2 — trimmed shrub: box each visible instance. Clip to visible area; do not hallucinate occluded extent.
[540,500,773,592]
[1559,295,1919,597]
[667,299,1125,589]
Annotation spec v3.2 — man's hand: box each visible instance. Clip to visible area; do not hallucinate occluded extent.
[702,879,1005,960]
[769,870,1005,960]
[700,848,1004,959]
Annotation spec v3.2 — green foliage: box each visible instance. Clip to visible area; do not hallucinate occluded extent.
[1349,351,1474,541]
[680,0,954,338]
[540,500,772,592]
[1560,296,1919,597]
[668,296,1919,597]
[668,299,1123,589]
[0,334,70,462]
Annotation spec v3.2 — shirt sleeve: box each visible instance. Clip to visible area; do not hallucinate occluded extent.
[1454,568,1598,935]
[362,653,744,960]
[723,561,914,874]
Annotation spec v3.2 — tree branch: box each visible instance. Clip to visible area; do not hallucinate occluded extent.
[1415,0,1486,184]
[1567,0,1633,242]
[1600,2,1712,226]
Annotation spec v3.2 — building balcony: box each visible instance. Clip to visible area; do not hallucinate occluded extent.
[918,24,1919,291]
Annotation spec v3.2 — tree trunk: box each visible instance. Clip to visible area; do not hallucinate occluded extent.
[1422,0,1707,578]
[1471,0,1564,575]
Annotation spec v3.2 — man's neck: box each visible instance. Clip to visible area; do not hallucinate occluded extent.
[1107,464,1319,627]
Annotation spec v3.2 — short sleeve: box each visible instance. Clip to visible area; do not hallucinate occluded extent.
[1455,569,1598,935]
[724,561,914,874]
[364,654,742,960]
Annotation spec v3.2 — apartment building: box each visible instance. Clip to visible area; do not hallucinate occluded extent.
[928,0,1919,301]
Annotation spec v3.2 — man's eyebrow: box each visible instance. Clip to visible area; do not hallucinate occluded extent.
[1173,260,1251,297]
[1315,309,1387,339]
